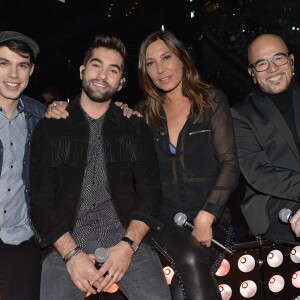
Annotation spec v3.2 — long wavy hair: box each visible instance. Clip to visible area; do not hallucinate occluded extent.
[138,31,215,126]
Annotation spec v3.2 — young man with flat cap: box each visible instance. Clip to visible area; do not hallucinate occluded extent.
[0,31,46,300]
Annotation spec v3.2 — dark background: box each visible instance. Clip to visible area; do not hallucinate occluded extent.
[1,0,300,106]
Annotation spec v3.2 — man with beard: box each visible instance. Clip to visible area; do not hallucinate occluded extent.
[231,34,300,244]
[29,33,171,300]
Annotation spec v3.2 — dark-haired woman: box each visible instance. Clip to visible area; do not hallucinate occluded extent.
[137,31,239,300]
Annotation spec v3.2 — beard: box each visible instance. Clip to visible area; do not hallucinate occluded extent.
[82,77,118,103]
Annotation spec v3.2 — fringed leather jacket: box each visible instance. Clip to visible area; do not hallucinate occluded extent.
[30,97,163,249]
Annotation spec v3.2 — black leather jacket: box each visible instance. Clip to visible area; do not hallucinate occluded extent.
[30,97,163,249]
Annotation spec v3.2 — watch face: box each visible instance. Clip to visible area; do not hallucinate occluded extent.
[131,243,139,252]
[121,237,139,252]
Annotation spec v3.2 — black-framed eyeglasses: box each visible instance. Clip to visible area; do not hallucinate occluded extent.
[249,53,290,72]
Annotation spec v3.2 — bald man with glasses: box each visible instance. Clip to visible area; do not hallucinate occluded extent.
[231,34,300,244]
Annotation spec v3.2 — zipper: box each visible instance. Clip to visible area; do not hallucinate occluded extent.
[189,129,211,135]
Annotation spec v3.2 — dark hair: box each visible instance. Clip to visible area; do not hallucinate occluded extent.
[138,31,215,126]
[42,86,60,100]
[83,33,127,76]
[0,40,35,64]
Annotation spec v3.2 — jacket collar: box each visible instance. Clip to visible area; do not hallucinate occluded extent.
[67,95,123,129]
[21,95,43,118]
[254,83,300,161]
[293,83,300,146]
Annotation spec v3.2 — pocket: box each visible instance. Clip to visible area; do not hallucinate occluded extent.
[185,124,217,176]
[189,129,211,135]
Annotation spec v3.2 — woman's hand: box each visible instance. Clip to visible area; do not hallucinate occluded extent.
[114,101,142,118]
[192,210,215,247]
[290,209,300,237]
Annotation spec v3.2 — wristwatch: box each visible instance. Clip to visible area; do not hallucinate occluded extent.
[121,236,139,253]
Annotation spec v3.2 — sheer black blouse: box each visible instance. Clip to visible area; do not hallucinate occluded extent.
[148,88,239,224]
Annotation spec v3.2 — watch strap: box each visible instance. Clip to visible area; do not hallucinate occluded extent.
[121,236,139,253]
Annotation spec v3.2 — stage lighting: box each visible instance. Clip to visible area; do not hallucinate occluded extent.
[291,246,300,263]
[215,243,262,299]
[240,280,257,298]
[267,249,283,268]
[215,242,300,299]
[268,275,285,293]
[238,254,256,273]
[219,284,232,300]
[216,259,230,276]
[163,266,175,285]
[292,271,300,288]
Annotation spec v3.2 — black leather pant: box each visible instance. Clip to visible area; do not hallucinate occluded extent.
[152,224,222,300]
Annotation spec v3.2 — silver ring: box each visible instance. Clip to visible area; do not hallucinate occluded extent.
[107,272,114,279]
[53,101,58,108]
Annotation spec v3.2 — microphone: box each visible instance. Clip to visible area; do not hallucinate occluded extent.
[93,247,119,294]
[174,212,234,256]
[94,247,109,269]
[279,208,293,223]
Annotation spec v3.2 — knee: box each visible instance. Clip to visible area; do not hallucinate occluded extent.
[175,248,211,279]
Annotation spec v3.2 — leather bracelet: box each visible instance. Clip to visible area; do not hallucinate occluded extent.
[64,248,83,264]
[63,246,80,262]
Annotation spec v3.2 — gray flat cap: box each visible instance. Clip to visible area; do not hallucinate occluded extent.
[0,31,40,58]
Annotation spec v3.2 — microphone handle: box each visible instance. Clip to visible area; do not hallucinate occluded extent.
[184,221,194,231]
[212,238,234,256]
[184,220,234,256]
[288,213,294,223]
[95,261,103,270]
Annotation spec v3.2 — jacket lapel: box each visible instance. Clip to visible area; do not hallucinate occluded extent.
[293,83,300,144]
[257,94,300,161]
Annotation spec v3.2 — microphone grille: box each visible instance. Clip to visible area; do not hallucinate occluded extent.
[279,208,292,223]
[95,247,109,264]
[174,212,187,226]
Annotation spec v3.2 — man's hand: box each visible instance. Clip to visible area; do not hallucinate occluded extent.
[65,251,100,295]
[45,101,69,119]
[90,241,134,292]
[290,209,300,237]
[114,101,142,118]
[192,210,215,247]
